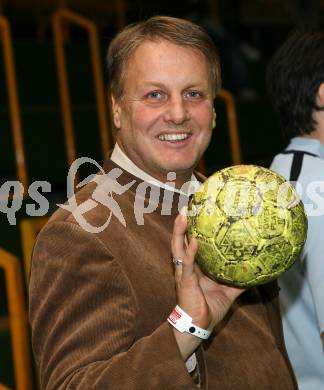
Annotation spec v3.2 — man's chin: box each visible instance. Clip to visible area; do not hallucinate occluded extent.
[161,162,197,176]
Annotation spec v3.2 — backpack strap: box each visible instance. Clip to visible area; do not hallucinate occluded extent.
[280,150,318,182]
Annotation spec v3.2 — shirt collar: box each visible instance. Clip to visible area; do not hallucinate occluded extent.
[287,136,324,159]
[110,143,200,195]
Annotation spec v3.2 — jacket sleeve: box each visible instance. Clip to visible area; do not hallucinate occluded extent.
[29,220,203,390]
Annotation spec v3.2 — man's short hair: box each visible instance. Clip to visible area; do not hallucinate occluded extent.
[267,31,324,137]
[107,15,221,100]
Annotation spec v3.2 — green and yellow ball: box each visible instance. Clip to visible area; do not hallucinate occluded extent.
[187,165,307,287]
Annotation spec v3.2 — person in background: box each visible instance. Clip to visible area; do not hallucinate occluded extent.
[269,31,324,390]
[29,16,297,389]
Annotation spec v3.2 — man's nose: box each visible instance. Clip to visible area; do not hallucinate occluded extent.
[164,96,190,124]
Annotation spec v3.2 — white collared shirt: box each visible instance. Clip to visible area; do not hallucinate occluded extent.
[111,143,200,196]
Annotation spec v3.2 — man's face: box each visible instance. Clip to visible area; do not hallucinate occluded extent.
[112,39,215,185]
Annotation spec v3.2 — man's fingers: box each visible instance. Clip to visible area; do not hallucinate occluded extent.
[171,214,197,278]
[187,237,198,258]
[171,214,186,283]
[171,214,187,257]
[181,237,197,278]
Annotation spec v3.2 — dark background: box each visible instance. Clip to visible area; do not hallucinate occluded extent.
[1,1,323,388]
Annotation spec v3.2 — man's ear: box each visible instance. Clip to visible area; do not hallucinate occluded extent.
[318,83,324,107]
[111,94,122,129]
[212,107,216,128]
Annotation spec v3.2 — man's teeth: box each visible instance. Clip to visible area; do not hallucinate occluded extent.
[158,133,189,141]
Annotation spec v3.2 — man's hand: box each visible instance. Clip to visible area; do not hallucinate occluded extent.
[170,213,244,360]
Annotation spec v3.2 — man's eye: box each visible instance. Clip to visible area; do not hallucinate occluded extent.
[185,91,204,99]
[146,91,163,99]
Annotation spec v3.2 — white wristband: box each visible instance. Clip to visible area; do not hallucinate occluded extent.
[167,305,212,340]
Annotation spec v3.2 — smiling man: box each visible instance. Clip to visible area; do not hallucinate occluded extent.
[29,16,297,389]
[111,39,214,188]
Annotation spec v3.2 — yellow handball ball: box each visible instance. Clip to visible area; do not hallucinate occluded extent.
[187,165,307,287]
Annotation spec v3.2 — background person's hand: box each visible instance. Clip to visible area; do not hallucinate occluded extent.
[170,212,244,359]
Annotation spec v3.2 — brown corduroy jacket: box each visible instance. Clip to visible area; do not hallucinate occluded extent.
[29,159,298,389]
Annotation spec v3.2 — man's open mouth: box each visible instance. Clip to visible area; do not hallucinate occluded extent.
[158,133,191,142]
